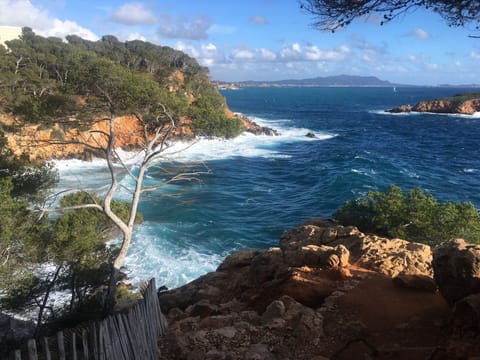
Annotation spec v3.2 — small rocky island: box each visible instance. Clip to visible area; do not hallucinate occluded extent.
[386,92,480,115]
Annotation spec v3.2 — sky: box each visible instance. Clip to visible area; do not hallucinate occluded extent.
[0,0,479,85]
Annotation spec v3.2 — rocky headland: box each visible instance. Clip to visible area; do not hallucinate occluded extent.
[157,219,480,360]
[0,112,277,162]
[386,92,480,115]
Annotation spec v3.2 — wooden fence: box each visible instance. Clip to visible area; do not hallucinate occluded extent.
[5,278,168,360]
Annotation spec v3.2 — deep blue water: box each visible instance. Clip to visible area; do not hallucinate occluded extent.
[56,86,480,288]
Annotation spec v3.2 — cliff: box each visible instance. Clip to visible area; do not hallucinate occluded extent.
[0,112,276,161]
[386,92,480,115]
[157,219,480,360]
[1,114,194,161]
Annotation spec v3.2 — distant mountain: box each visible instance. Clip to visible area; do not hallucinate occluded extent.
[218,75,398,88]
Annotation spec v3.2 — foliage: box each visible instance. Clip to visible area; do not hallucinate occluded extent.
[334,185,480,245]
[0,28,240,139]
[441,92,480,107]
[0,187,143,314]
[0,131,58,203]
[189,96,243,138]
[299,0,480,32]
[0,178,50,303]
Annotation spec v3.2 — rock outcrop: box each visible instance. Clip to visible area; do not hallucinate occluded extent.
[413,98,480,115]
[1,111,278,161]
[432,239,480,305]
[2,114,195,161]
[385,104,412,113]
[157,219,463,360]
[237,115,280,136]
[385,94,480,115]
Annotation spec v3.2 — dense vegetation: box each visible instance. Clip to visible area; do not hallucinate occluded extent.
[0,28,245,336]
[334,185,480,245]
[0,180,143,319]
[0,27,242,139]
[440,92,480,107]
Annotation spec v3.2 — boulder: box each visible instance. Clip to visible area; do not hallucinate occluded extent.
[283,244,350,268]
[217,249,260,271]
[354,235,433,277]
[280,220,432,277]
[432,239,480,305]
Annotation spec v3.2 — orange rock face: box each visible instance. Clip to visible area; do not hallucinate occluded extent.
[2,114,194,161]
[412,98,480,115]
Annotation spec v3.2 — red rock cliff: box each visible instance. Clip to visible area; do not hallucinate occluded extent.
[3,115,194,161]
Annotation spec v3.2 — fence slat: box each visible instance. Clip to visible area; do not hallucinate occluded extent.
[82,329,89,360]
[9,278,168,360]
[43,337,51,360]
[14,349,21,360]
[27,338,37,360]
[71,331,77,360]
[57,331,66,360]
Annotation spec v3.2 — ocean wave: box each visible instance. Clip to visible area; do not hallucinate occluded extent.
[122,222,224,288]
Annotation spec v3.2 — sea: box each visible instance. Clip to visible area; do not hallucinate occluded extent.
[54,86,480,289]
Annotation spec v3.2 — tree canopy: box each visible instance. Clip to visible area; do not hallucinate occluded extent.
[299,0,480,32]
[0,28,241,138]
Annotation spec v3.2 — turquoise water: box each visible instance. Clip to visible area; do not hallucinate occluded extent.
[55,87,480,288]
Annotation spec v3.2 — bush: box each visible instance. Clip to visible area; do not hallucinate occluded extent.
[334,185,480,245]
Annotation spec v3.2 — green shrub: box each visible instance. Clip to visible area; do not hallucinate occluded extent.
[334,185,480,245]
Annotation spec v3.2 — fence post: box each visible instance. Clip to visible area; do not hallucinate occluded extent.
[43,337,51,360]
[14,349,21,360]
[82,329,89,360]
[27,338,37,360]
[71,331,77,360]
[57,331,66,360]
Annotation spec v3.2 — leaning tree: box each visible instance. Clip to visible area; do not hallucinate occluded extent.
[299,0,480,33]
[41,56,207,313]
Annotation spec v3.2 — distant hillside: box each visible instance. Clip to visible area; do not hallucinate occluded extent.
[218,75,396,88]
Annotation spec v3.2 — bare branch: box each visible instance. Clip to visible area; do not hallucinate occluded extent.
[299,0,480,31]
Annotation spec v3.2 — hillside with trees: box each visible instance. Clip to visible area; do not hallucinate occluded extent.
[0,27,246,347]
[0,27,243,148]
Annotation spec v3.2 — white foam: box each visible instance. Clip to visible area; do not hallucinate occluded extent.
[372,109,480,118]
[53,116,335,181]
[121,222,224,288]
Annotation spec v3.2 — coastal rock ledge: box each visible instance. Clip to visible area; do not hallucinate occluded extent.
[386,93,480,115]
[158,219,480,360]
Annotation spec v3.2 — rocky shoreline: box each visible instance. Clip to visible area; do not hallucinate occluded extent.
[386,93,480,115]
[0,113,278,162]
[158,219,480,359]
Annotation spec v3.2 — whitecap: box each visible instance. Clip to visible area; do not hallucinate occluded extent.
[122,222,224,288]
[372,109,480,119]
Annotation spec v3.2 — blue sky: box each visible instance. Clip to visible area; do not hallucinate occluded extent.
[1,0,479,85]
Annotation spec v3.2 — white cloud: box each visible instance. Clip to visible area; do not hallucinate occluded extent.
[250,16,269,25]
[174,41,225,68]
[408,28,430,40]
[279,43,349,62]
[157,14,212,40]
[230,46,277,62]
[110,2,157,25]
[470,51,480,60]
[124,32,147,42]
[0,0,98,40]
